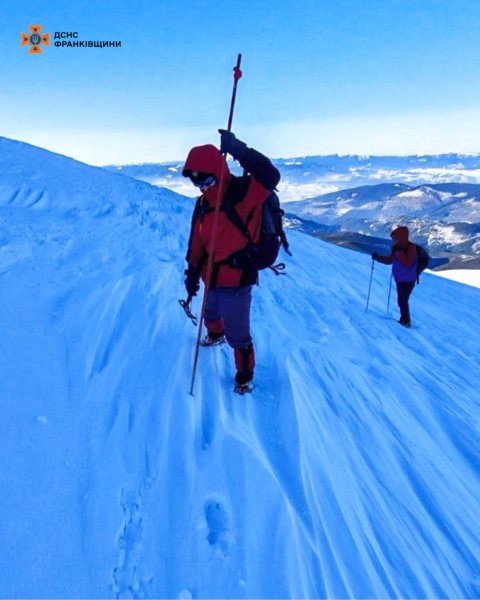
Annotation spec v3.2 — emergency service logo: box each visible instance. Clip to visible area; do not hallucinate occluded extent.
[21,26,50,54]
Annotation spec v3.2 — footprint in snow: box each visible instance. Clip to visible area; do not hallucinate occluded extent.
[204,499,233,557]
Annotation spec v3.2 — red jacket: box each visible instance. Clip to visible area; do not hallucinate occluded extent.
[184,144,280,287]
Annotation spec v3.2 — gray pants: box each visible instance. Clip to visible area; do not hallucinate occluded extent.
[204,286,253,349]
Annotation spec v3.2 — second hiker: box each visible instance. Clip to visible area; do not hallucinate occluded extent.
[372,225,418,328]
[182,130,280,391]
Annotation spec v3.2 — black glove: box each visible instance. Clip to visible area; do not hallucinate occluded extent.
[391,245,399,253]
[372,252,378,260]
[184,267,200,297]
[218,129,247,160]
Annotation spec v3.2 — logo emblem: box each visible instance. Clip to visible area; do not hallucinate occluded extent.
[21,25,50,54]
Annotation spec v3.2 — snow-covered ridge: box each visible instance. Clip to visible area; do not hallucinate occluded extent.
[288,182,480,224]
[1,137,479,599]
[286,182,480,267]
[0,136,185,217]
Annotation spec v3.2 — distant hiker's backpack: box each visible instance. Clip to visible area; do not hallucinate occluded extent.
[223,191,291,274]
[415,244,430,283]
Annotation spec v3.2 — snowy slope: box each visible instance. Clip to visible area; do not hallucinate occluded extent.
[1,137,480,599]
[433,268,480,288]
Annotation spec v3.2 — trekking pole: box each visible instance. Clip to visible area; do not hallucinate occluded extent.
[365,258,375,311]
[188,53,243,397]
[386,271,393,313]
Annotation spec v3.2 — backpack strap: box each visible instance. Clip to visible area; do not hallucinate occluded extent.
[279,228,292,256]
[219,176,253,242]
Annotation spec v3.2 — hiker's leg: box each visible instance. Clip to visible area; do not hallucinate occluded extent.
[204,288,224,337]
[397,281,415,323]
[218,286,255,382]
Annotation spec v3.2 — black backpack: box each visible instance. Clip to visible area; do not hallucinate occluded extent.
[223,191,291,274]
[415,244,430,283]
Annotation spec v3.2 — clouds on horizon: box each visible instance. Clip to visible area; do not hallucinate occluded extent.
[4,106,480,166]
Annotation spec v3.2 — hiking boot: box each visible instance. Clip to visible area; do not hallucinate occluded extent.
[234,380,254,395]
[234,371,254,394]
[200,332,226,347]
[398,319,412,328]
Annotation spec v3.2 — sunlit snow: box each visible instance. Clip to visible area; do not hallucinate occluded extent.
[1,137,479,599]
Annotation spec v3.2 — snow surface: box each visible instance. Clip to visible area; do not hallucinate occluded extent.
[1,137,480,599]
[432,269,480,288]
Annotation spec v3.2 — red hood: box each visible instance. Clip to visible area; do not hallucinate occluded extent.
[182,144,230,181]
[182,144,231,206]
[391,226,409,246]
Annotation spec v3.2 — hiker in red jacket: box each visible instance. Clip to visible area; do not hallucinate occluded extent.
[372,226,418,328]
[182,131,280,390]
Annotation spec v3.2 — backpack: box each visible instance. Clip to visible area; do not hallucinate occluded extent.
[222,191,291,274]
[415,244,430,283]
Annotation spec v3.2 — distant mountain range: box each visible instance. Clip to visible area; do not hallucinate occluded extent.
[285,182,480,269]
[105,153,480,201]
[274,154,480,201]
[105,154,480,270]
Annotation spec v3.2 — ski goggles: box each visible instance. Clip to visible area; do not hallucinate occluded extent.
[188,171,217,190]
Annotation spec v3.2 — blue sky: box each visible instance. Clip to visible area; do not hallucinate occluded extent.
[2,0,480,164]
